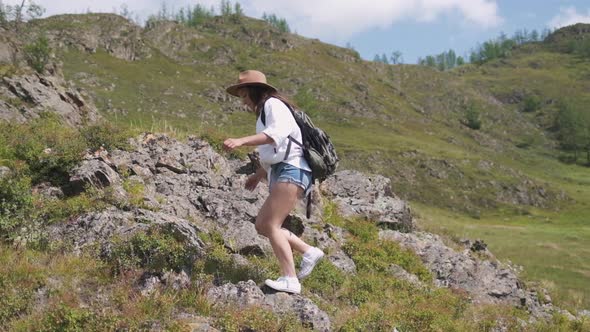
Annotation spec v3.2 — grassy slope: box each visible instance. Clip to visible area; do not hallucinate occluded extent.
[38,15,590,310]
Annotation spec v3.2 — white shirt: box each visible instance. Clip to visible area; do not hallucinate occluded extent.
[256,97,311,173]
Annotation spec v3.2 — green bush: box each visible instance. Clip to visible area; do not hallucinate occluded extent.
[302,259,345,297]
[463,103,482,130]
[0,114,87,186]
[342,220,432,282]
[24,35,51,74]
[0,275,36,329]
[80,123,132,151]
[196,232,278,284]
[215,306,300,332]
[32,187,108,225]
[0,165,32,241]
[340,305,396,332]
[108,228,199,274]
[523,95,542,112]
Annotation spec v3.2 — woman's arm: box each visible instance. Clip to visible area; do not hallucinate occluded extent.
[223,133,274,151]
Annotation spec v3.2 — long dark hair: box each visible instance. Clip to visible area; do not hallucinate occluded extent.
[246,86,296,115]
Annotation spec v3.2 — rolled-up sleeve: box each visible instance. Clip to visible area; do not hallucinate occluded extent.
[261,99,291,147]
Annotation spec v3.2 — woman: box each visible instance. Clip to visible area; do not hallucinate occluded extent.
[223,70,324,294]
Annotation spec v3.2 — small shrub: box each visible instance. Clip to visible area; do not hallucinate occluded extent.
[0,114,87,186]
[32,187,108,225]
[522,95,542,112]
[80,123,132,151]
[0,275,36,329]
[108,228,199,274]
[463,103,482,130]
[301,259,345,297]
[215,306,300,332]
[197,232,277,284]
[342,219,432,282]
[24,35,51,74]
[121,178,146,208]
[0,165,32,242]
[340,305,396,332]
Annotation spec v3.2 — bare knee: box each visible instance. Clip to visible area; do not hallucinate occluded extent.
[255,217,270,237]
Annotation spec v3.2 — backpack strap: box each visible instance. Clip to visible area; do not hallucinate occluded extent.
[260,104,304,161]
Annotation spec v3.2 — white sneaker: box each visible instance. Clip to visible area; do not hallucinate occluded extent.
[264,276,301,294]
[297,247,325,279]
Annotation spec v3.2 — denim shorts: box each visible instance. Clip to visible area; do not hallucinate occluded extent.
[269,162,312,197]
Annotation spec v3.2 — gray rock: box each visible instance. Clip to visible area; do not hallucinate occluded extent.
[48,207,204,260]
[263,292,331,332]
[327,250,357,275]
[321,170,414,232]
[206,280,265,308]
[1,73,100,126]
[69,159,121,192]
[389,264,423,287]
[0,166,11,179]
[161,270,191,290]
[175,314,219,332]
[206,280,331,331]
[140,274,161,296]
[380,230,555,319]
[32,182,64,199]
[48,207,133,254]
[40,14,150,61]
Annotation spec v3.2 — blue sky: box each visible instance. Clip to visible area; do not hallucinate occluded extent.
[5,0,590,63]
[347,0,590,63]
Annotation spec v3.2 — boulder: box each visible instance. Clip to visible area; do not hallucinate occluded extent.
[48,207,205,258]
[380,230,555,319]
[206,280,331,331]
[263,291,331,332]
[69,159,121,191]
[1,73,100,126]
[321,170,414,231]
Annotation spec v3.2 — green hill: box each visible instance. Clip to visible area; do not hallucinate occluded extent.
[3,13,590,314]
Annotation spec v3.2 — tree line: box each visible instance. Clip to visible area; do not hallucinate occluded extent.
[143,1,290,33]
[145,0,243,27]
[0,0,44,31]
[375,28,554,69]
[555,101,590,164]
[373,51,403,64]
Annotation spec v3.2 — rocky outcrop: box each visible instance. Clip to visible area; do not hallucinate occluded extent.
[0,73,100,126]
[49,207,205,258]
[206,280,331,331]
[44,132,575,327]
[380,230,555,320]
[29,14,150,61]
[321,170,414,232]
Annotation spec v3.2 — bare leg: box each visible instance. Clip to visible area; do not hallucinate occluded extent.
[280,228,312,254]
[255,182,303,277]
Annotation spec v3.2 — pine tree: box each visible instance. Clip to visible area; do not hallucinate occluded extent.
[390,51,403,64]
[220,0,232,17]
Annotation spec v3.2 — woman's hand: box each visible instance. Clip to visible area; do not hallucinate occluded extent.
[223,138,243,151]
[245,168,267,191]
[244,173,261,191]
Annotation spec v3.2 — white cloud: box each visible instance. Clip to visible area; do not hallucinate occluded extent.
[242,0,502,42]
[3,0,502,42]
[549,7,590,29]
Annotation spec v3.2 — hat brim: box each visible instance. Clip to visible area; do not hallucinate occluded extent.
[226,82,277,97]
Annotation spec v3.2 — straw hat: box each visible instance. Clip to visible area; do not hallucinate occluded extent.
[226,70,277,96]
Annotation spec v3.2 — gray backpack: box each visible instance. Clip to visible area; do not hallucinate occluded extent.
[261,104,338,182]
